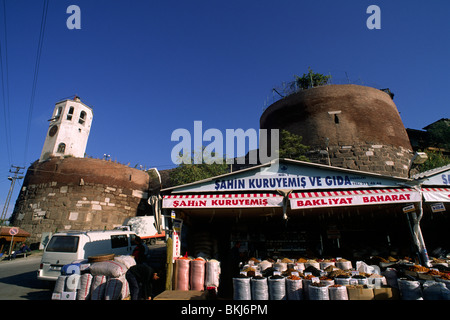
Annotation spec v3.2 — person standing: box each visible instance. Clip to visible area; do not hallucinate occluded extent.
[131,236,146,264]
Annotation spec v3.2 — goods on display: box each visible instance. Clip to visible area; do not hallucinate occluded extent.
[308,282,329,300]
[90,275,108,300]
[233,276,251,300]
[173,257,222,292]
[286,276,303,300]
[230,255,450,300]
[205,259,221,288]
[77,273,93,300]
[174,258,190,291]
[251,276,269,300]
[190,259,206,291]
[51,254,139,300]
[329,284,348,300]
[268,275,286,300]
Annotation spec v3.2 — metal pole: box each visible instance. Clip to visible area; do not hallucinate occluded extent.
[0,179,14,223]
[8,234,14,258]
[413,190,431,267]
[0,166,24,225]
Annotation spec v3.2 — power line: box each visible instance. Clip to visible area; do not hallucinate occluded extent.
[0,0,11,166]
[0,165,24,225]
[23,0,49,166]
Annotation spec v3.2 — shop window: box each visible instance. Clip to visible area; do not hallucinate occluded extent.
[67,106,74,120]
[57,143,66,153]
[79,111,86,125]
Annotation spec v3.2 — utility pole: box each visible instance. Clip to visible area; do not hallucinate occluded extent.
[1,165,25,225]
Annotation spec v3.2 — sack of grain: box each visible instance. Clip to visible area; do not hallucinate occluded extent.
[90,275,108,300]
[397,278,423,300]
[308,283,329,300]
[104,275,128,300]
[329,284,348,300]
[382,268,399,288]
[336,259,352,270]
[77,273,93,300]
[190,259,206,291]
[114,255,136,269]
[286,277,303,300]
[65,273,80,292]
[273,262,287,272]
[54,275,67,294]
[251,277,269,300]
[305,260,320,269]
[205,259,221,288]
[89,260,127,278]
[259,260,272,271]
[233,277,251,300]
[320,261,335,270]
[175,258,190,290]
[423,281,450,300]
[268,276,286,300]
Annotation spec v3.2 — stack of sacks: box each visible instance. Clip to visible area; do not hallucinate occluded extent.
[174,257,222,291]
[52,255,137,300]
[89,255,136,300]
[53,260,91,300]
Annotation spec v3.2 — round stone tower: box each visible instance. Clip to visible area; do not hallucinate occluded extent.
[260,84,414,177]
[10,157,151,245]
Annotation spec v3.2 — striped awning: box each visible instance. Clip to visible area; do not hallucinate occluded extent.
[289,188,421,210]
[162,193,284,209]
[422,188,450,202]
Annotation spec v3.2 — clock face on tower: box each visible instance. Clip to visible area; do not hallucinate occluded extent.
[49,125,58,137]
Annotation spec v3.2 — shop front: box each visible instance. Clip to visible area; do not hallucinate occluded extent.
[413,165,450,258]
[159,159,435,298]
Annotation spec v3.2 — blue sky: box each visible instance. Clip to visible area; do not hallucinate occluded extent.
[0,0,449,219]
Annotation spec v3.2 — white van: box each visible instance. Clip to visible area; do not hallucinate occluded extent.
[37,229,137,281]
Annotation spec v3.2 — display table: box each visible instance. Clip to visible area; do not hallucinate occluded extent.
[153,290,208,300]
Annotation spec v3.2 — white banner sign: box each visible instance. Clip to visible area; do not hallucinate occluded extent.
[422,188,450,203]
[171,163,405,193]
[289,188,421,209]
[163,193,283,209]
[421,170,450,186]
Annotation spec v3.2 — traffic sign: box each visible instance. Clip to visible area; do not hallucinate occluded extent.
[9,227,19,236]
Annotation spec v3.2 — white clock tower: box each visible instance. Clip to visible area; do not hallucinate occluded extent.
[39,96,93,162]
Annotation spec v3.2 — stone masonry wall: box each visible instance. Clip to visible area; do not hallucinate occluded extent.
[10,157,151,245]
[307,143,413,177]
[12,181,150,244]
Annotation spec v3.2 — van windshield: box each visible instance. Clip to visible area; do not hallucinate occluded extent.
[46,236,79,253]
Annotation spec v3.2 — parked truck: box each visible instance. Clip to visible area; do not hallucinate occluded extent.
[123,215,166,245]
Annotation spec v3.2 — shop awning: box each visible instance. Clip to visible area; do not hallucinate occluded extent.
[163,193,284,209]
[289,188,421,210]
[422,188,450,202]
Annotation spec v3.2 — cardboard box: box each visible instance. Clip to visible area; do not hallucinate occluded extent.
[346,285,374,300]
[373,287,400,300]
